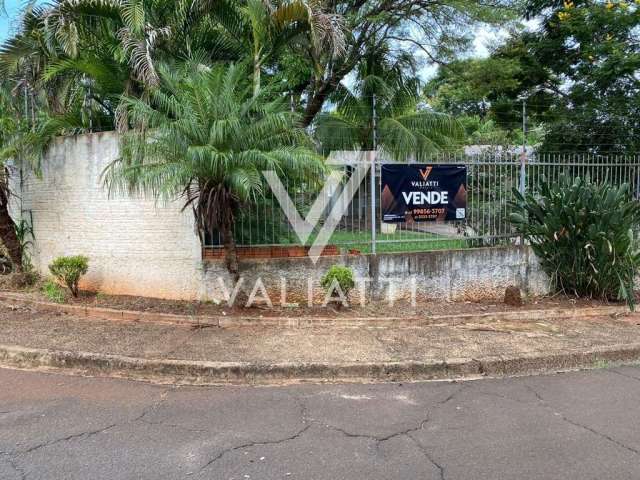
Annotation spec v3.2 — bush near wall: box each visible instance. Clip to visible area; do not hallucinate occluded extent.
[510,175,640,309]
[321,265,356,299]
[49,255,89,298]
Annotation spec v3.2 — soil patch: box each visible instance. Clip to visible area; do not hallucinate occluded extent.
[0,275,623,319]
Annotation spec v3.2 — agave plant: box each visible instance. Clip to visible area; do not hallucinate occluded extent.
[104,62,324,278]
[510,175,640,309]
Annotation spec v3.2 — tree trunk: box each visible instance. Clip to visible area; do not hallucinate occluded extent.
[300,23,372,127]
[219,220,249,307]
[0,187,22,273]
[301,60,357,127]
[301,82,333,127]
[253,54,261,98]
[219,221,240,282]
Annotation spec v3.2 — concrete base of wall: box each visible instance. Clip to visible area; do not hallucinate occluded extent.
[197,246,550,305]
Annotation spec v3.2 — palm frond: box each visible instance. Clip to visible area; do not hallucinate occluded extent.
[106,62,324,239]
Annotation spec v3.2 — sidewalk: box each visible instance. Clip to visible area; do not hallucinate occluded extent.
[2,299,640,384]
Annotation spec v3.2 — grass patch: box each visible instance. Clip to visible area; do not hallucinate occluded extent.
[225,224,474,253]
[42,280,67,303]
[325,230,468,254]
[592,359,613,370]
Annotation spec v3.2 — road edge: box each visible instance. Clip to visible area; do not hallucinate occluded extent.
[1,343,639,385]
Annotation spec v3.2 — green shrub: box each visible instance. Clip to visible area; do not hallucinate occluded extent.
[510,175,640,309]
[48,255,89,297]
[15,218,36,272]
[42,279,67,303]
[321,265,356,299]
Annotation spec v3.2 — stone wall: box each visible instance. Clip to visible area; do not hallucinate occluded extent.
[11,132,550,303]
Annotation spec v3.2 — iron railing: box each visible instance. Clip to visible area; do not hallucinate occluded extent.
[204,152,640,253]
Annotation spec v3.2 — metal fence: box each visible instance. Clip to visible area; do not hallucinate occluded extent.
[205,152,640,253]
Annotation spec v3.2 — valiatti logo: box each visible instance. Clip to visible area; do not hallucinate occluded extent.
[419,167,432,181]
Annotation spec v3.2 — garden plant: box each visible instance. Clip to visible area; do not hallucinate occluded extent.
[510,175,640,309]
[49,255,89,297]
[321,264,356,305]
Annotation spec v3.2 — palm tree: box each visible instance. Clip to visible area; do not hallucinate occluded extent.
[0,3,131,133]
[205,0,345,96]
[3,0,344,130]
[314,46,464,160]
[104,62,324,278]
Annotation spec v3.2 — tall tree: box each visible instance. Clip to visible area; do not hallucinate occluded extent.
[315,44,463,158]
[297,0,517,126]
[104,63,324,277]
[434,0,640,153]
[528,0,640,153]
[1,0,518,130]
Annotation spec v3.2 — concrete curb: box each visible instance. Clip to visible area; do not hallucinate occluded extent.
[1,343,640,385]
[0,291,633,329]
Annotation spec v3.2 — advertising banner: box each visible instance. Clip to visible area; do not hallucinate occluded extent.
[381,164,467,223]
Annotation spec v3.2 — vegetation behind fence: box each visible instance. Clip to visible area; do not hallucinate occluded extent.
[204,152,640,254]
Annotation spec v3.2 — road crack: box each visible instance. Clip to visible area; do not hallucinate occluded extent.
[198,424,312,472]
[325,415,430,443]
[6,383,173,480]
[325,419,450,479]
[560,416,640,456]
[198,391,311,473]
[610,369,640,383]
[132,387,172,424]
[405,434,446,480]
[322,388,461,479]
[437,383,468,405]
[525,383,640,457]
[20,423,118,455]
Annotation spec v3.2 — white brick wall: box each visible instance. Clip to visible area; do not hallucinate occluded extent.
[14,131,211,299]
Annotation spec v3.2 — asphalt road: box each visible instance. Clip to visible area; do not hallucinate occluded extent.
[1,367,640,479]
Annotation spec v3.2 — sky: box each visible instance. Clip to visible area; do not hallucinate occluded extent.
[0,0,25,42]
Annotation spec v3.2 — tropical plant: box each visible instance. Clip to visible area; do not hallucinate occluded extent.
[104,62,324,278]
[0,0,347,130]
[510,175,640,309]
[14,217,35,270]
[209,0,345,96]
[0,82,59,272]
[49,255,89,297]
[14,218,34,251]
[314,45,464,160]
[297,0,515,127]
[320,264,355,301]
[1,0,515,132]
